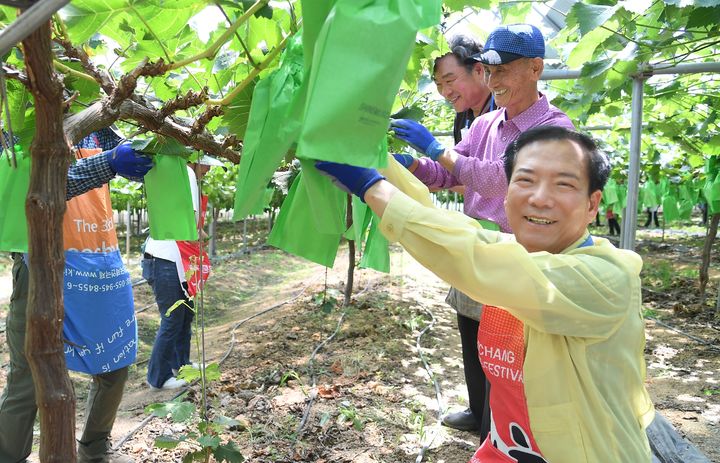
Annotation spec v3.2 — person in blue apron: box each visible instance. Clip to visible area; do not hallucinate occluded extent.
[315,125,655,462]
[0,129,153,463]
[389,34,496,435]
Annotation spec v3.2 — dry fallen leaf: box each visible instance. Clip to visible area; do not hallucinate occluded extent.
[318,383,341,398]
[330,360,344,375]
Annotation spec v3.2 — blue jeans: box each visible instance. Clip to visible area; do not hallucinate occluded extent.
[142,256,194,388]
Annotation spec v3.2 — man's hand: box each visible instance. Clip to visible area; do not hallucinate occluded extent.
[315,161,385,203]
[106,144,154,178]
[390,119,445,161]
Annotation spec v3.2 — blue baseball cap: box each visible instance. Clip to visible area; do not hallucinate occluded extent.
[468,24,545,65]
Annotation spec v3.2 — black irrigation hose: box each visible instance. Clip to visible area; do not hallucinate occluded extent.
[642,287,720,352]
[209,243,268,264]
[218,273,322,365]
[646,316,720,352]
[295,310,347,439]
[135,304,154,314]
[414,306,444,463]
[128,244,304,366]
[294,277,382,439]
[112,273,322,451]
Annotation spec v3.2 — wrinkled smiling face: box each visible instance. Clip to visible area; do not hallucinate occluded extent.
[504,139,601,254]
[482,57,542,117]
[434,55,488,113]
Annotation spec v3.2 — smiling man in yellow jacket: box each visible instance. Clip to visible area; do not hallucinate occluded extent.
[316,125,654,462]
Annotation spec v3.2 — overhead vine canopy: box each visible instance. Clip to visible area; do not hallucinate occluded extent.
[0,0,717,181]
[0,0,298,161]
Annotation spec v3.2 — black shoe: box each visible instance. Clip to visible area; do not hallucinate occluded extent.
[441,408,480,432]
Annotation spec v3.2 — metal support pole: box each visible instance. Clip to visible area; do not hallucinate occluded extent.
[125,201,131,263]
[541,68,582,80]
[242,218,247,254]
[209,203,217,256]
[620,75,645,250]
[0,0,70,58]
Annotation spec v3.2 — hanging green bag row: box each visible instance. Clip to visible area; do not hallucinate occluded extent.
[602,178,627,211]
[233,34,305,221]
[144,154,197,241]
[296,0,441,168]
[267,171,342,268]
[0,148,30,252]
[264,0,441,268]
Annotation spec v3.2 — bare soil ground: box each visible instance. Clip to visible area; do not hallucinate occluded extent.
[1,222,719,462]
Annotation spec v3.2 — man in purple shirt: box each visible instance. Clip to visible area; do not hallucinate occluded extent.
[393,24,574,438]
[391,35,495,436]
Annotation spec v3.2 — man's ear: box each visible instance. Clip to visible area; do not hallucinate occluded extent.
[587,190,602,221]
[529,57,544,80]
[473,62,485,77]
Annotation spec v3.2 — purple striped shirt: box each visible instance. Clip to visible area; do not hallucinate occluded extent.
[414,94,574,232]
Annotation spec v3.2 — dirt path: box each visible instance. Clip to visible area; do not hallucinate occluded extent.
[113,246,483,462]
[116,246,719,462]
[1,244,718,462]
[0,273,11,306]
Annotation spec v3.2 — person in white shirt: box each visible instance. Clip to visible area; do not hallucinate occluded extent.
[142,155,220,389]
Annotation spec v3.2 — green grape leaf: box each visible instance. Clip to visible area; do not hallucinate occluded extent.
[4,79,29,133]
[248,16,282,52]
[61,61,100,105]
[581,58,615,79]
[197,434,221,449]
[154,435,186,449]
[443,0,491,12]
[131,135,193,157]
[567,3,620,35]
[391,106,425,121]
[687,6,720,28]
[213,442,245,463]
[566,24,615,68]
[221,80,255,139]
[62,0,131,43]
[499,2,532,24]
[145,397,194,422]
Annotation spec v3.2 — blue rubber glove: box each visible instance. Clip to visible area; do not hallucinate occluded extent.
[106,144,154,178]
[392,153,415,169]
[390,119,445,160]
[315,161,385,203]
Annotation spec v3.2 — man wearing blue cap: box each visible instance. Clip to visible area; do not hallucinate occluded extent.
[391,35,494,161]
[390,23,574,439]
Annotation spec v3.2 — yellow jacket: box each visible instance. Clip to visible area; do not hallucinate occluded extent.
[380,190,655,463]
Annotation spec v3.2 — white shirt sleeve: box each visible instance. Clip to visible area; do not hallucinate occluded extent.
[186,166,200,224]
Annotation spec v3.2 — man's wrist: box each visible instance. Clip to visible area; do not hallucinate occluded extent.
[357,173,386,203]
[408,158,419,173]
[363,180,396,217]
[426,140,445,161]
[103,151,118,174]
[437,148,459,173]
